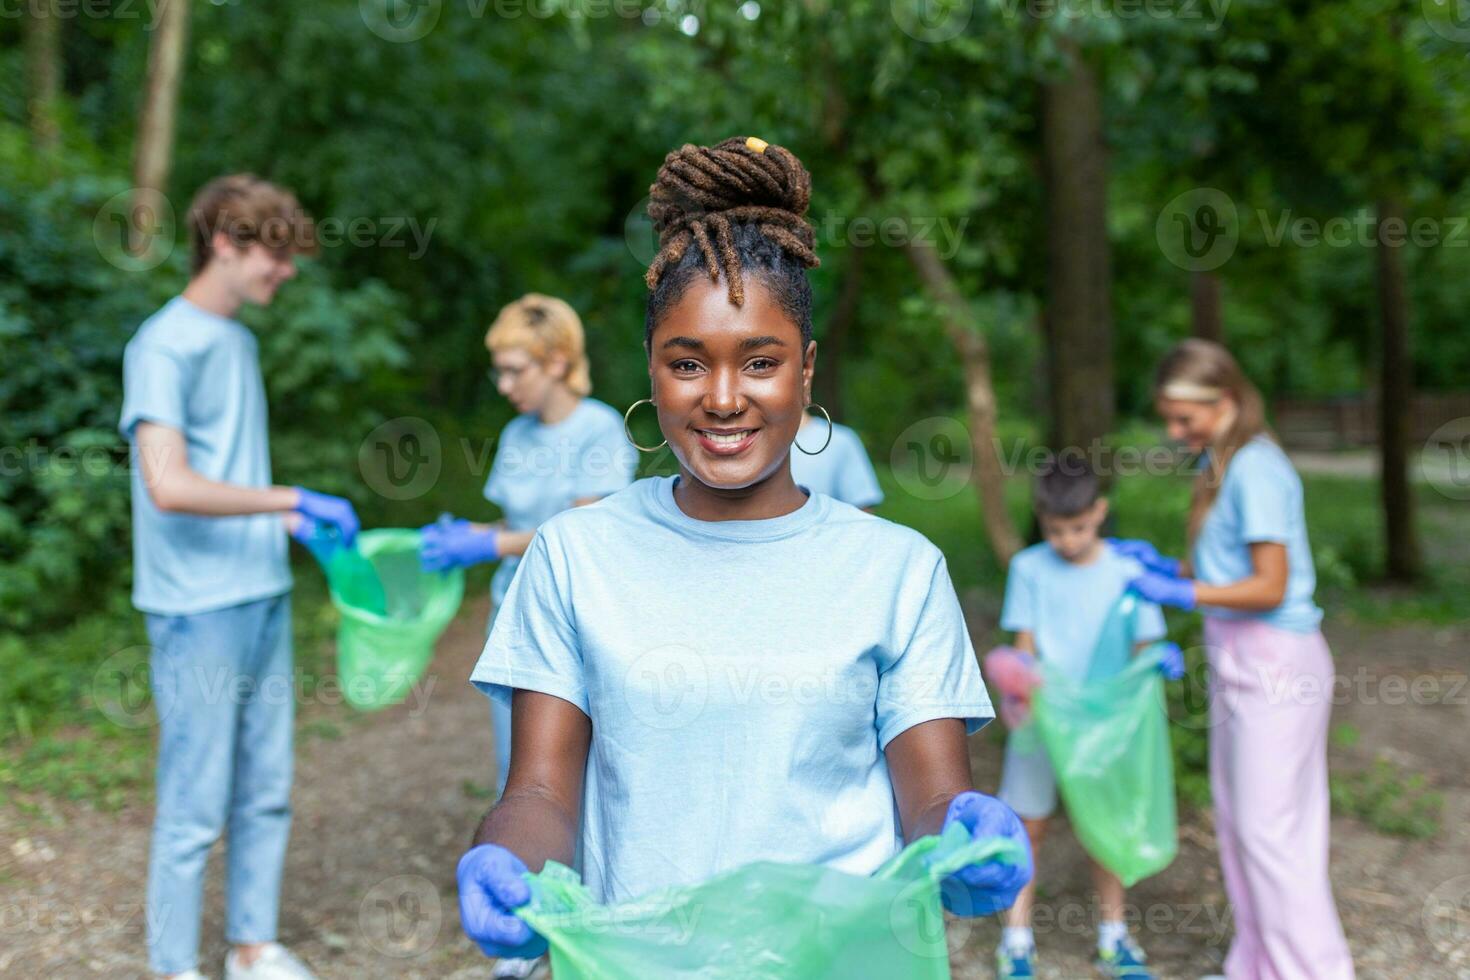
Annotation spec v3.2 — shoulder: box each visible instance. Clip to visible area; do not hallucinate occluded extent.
[1008,542,1053,577]
[1099,542,1146,580]
[1227,436,1300,489]
[831,422,870,455]
[498,412,536,442]
[534,477,655,542]
[821,499,946,571]
[127,299,232,360]
[575,398,627,434]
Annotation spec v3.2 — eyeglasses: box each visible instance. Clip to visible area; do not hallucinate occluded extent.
[487,364,535,385]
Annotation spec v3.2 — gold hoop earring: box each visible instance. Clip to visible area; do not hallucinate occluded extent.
[793,403,834,455]
[623,398,667,453]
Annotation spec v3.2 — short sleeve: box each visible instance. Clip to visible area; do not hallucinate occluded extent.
[469,531,589,716]
[483,424,518,506]
[875,553,994,749]
[119,343,189,439]
[999,552,1037,634]
[573,417,639,500]
[833,430,884,508]
[1233,448,1296,544]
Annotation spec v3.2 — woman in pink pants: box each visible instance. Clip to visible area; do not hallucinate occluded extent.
[1115,339,1355,980]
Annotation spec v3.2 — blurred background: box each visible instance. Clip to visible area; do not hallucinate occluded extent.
[2,1,1468,977]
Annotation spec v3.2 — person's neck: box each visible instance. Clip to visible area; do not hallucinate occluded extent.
[181,271,243,320]
[673,463,809,523]
[1061,538,1105,566]
[536,386,581,426]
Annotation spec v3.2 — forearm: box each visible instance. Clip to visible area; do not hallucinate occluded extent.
[1192,575,1285,612]
[151,472,299,517]
[472,786,579,871]
[494,529,536,559]
[906,791,966,842]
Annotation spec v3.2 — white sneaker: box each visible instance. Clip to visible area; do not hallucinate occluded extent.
[490,956,546,979]
[223,943,317,980]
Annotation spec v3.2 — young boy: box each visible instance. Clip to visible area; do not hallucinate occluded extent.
[994,460,1177,980]
[120,174,359,980]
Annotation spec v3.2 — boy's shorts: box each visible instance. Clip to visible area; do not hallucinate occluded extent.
[998,732,1057,820]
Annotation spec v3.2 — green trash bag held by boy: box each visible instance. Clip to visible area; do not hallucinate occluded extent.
[1030,593,1179,886]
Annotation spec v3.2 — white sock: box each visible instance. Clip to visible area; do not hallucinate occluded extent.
[1098,920,1128,952]
[1002,926,1034,954]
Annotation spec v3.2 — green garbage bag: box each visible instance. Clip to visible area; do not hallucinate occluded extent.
[514,821,1025,980]
[1031,594,1177,886]
[321,529,464,711]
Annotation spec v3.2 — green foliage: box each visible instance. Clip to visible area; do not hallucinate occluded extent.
[1330,757,1444,839]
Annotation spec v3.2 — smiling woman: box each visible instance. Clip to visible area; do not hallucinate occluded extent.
[455,136,1033,974]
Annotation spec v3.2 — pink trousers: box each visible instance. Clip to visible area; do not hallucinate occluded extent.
[1205,616,1355,980]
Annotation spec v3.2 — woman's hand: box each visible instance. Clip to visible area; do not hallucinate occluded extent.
[939,791,1032,916]
[456,844,548,960]
[1128,571,1197,611]
[1108,538,1181,578]
[420,517,500,571]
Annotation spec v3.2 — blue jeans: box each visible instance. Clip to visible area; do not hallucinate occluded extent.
[145,594,294,975]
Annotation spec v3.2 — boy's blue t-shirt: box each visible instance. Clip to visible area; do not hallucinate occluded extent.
[789,417,884,509]
[1000,541,1166,678]
[470,475,993,904]
[118,297,290,616]
[1192,436,1322,633]
[482,397,638,607]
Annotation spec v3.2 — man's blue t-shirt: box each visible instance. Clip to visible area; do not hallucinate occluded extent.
[483,397,638,608]
[1000,541,1166,679]
[470,475,993,904]
[789,417,884,509]
[119,297,290,616]
[1193,436,1322,633]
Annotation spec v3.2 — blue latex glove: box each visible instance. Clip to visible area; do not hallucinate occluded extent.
[1108,538,1182,578]
[1128,572,1197,611]
[420,517,499,572]
[457,844,547,960]
[293,487,360,547]
[1155,641,1186,681]
[939,791,1032,917]
[288,514,342,566]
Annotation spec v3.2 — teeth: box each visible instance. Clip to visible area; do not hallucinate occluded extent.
[702,431,750,445]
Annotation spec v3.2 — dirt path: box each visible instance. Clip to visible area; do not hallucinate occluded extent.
[3,597,1467,978]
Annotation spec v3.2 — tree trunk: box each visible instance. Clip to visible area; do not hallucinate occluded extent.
[1375,196,1420,581]
[905,237,1024,568]
[132,0,190,254]
[814,244,864,418]
[24,0,62,151]
[1191,271,1224,342]
[1040,38,1114,458]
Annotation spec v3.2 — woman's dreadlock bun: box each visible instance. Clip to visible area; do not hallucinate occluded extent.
[643,137,820,348]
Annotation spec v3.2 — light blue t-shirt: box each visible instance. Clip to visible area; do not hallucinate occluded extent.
[483,397,637,607]
[1000,542,1167,678]
[470,475,993,904]
[1193,436,1322,633]
[119,297,290,616]
[789,417,884,509]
